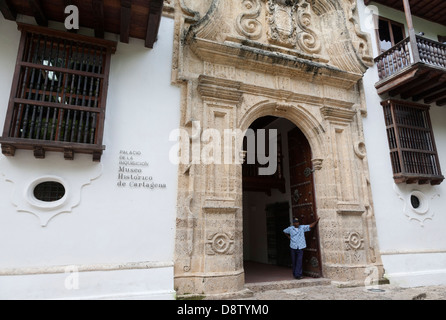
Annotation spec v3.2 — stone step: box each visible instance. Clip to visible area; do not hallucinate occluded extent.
[245,278,332,293]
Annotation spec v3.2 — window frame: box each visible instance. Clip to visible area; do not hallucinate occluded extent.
[374,15,406,54]
[381,99,444,186]
[0,23,117,162]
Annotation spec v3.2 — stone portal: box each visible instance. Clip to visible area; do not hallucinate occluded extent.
[171,0,383,295]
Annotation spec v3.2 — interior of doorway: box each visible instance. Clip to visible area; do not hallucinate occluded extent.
[242,116,321,283]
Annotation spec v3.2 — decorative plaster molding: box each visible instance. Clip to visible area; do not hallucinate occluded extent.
[0,261,173,276]
[0,156,102,227]
[394,184,440,227]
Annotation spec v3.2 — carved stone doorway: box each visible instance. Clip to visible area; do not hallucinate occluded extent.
[242,116,322,283]
[172,0,385,296]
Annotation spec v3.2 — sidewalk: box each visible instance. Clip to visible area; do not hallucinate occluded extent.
[235,283,446,300]
[203,279,446,300]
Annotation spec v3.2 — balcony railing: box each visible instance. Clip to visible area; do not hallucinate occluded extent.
[376,35,446,81]
[374,35,446,106]
[417,36,446,68]
[376,37,412,81]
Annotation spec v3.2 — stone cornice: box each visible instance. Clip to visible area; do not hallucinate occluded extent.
[190,37,363,90]
[198,75,357,110]
[320,106,357,122]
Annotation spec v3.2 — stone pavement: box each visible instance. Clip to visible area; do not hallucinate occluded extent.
[237,284,446,300]
[203,279,446,300]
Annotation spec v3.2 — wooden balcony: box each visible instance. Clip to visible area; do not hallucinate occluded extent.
[374,35,446,106]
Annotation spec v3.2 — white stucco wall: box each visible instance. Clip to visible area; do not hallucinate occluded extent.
[358,1,446,287]
[0,15,181,299]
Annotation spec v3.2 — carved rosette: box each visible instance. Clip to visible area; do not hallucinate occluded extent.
[206,232,235,255]
[344,231,364,250]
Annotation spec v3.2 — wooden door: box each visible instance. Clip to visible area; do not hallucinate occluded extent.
[288,127,322,278]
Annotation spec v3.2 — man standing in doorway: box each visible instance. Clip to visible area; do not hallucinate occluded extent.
[283,217,320,280]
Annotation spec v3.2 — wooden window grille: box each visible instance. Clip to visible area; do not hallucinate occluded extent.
[382,99,444,185]
[0,24,116,162]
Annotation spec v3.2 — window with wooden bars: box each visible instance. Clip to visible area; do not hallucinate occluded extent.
[0,24,116,162]
[382,99,444,185]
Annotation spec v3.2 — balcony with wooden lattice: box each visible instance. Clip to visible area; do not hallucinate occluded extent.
[368,0,446,106]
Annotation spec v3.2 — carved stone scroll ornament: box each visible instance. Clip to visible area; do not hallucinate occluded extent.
[296,0,321,54]
[236,0,263,40]
[346,0,373,66]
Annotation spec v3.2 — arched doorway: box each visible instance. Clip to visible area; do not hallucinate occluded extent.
[242,116,322,283]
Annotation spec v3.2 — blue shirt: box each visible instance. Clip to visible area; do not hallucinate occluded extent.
[283,225,311,250]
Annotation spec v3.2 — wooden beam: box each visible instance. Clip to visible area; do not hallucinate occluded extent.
[376,68,419,95]
[413,83,446,101]
[436,98,446,106]
[402,0,421,63]
[400,73,444,99]
[92,0,105,38]
[387,71,430,97]
[28,0,48,27]
[0,0,17,21]
[145,0,163,48]
[402,0,414,31]
[425,89,446,104]
[120,0,132,44]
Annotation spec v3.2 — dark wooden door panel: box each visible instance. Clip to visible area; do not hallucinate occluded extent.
[288,127,322,278]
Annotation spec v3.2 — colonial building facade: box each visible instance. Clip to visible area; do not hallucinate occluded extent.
[358,0,446,287]
[0,0,444,299]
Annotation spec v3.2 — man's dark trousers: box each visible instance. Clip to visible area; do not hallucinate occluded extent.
[291,248,304,278]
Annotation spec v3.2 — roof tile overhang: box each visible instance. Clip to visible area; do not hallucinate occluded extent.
[0,0,164,48]
[364,0,446,26]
